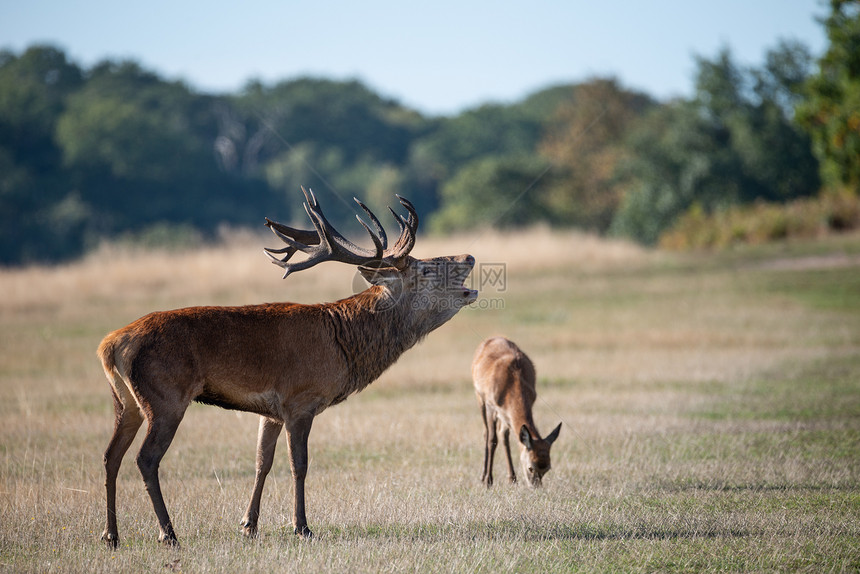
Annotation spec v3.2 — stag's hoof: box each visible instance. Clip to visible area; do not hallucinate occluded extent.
[158,532,180,547]
[240,521,258,538]
[294,525,314,539]
[102,531,119,549]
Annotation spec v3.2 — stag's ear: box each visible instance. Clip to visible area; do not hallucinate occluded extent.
[358,265,401,287]
[546,422,562,445]
[519,425,533,450]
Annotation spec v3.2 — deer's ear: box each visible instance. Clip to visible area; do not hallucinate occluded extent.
[546,422,562,445]
[359,265,401,287]
[519,425,533,450]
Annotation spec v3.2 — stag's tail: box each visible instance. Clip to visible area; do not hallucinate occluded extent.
[97,331,138,413]
[97,335,117,377]
[97,334,122,406]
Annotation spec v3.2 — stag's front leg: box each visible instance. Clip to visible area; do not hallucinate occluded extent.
[241,416,283,537]
[287,415,314,538]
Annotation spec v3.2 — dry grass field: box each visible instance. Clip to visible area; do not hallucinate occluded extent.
[1,227,859,572]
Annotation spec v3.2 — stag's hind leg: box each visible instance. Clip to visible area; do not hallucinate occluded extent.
[102,380,144,548]
[135,405,187,546]
[241,416,283,537]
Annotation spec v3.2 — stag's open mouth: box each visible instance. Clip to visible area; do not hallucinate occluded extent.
[463,286,479,304]
[467,291,479,306]
[458,255,478,305]
[446,283,477,310]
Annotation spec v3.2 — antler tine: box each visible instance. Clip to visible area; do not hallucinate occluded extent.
[263,218,314,277]
[354,197,388,249]
[396,195,419,233]
[354,215,385,259]
[263,218,318,278]
[302,191,382,262]
[301,185,318,211]
[384,195,419,263]
[264,188,390,278]
[264,218,320,247]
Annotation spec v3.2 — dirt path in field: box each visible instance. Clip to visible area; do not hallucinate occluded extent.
[754,253,860,271]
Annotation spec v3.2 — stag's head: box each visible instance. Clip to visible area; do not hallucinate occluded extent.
[264,188,477,330]
[518,423,562,487]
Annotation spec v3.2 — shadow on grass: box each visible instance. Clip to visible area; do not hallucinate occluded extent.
[319,519,751,543]
[658,480,858,493]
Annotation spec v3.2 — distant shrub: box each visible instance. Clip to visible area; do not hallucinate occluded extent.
[115,222,204,252]
[659,190,860,250]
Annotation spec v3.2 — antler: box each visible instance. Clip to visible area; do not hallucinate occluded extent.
[265,187,418,278]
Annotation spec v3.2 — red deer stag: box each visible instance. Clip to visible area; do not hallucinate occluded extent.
[472,337,561,487]
[98,188,477,546]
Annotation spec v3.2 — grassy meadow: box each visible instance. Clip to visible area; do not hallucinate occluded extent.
[1,227,859,572]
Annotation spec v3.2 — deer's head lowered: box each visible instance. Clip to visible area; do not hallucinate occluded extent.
[518,423,562,487]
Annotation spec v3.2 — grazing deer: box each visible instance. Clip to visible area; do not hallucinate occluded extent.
[472,337,561,487]
[98,188,477,547]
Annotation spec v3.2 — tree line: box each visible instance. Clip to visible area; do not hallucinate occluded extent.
[1,0,857,265]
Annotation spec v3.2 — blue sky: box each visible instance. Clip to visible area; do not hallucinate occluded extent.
[1,1,827,115]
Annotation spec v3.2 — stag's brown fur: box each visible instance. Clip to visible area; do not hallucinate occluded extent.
[472,337,561,487]
[98,193,476,547]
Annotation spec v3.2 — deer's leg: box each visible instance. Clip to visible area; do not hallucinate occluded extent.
[102,388,144,548]
[241,416,283,537]
[502,428,517,484]
[135,409,186,546]
[482,406,498,487]
[286,415,314,538]
[480,403,490,484]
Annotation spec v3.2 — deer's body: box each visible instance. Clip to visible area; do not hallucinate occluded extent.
[472,337,561,487]
[99,190,476,547]
[102,293,422,422]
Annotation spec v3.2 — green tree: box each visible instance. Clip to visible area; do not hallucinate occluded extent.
[0,46,84,263]
[408,104,543,183]
[738,40,820,200]
[540,78,654,231]
[409,86,573,226]
[430,155,552,232]
[612,43,819,244]
[695,42,819,203]
[229,77,428,229]
[57,62,204,183]
[796,0,860,191]
[56,60,279,235]
[610,101,723,244]
[232,78,427,168]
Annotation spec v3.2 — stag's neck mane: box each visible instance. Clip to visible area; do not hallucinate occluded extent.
[323,285,421,393]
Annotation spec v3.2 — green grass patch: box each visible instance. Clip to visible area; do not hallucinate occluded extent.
[697,354,860,422]
[762,266,860,312]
